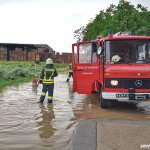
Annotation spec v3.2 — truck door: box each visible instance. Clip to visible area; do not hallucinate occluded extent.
[72,42,101,94]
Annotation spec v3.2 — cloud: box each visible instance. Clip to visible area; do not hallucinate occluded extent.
[0,0,149,52]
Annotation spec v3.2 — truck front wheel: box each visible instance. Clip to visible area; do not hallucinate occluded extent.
[99,88,114,108]
[99,90,108,108]
[101,97,108,108]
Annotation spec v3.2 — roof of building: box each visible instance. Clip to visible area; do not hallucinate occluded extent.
[0,43,53,52]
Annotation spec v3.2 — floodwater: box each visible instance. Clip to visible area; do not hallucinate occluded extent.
[0,74,150,150]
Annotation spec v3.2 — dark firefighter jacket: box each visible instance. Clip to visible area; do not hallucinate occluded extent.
[40,64,58,84]
[68,64,73,73]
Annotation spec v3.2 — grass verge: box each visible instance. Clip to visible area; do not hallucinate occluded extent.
[0,61,68,92]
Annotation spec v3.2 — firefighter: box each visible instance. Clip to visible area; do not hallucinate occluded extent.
[119,52,129,63]
[66,63,73,82]
[39,58,58,103]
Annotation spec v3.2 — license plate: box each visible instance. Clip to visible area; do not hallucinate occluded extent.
[116,94,128,98]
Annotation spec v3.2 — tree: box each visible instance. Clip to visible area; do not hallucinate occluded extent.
[73,0,150,42]
[73,26,85,42]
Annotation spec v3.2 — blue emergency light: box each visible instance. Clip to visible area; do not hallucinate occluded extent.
[108,29,113,38]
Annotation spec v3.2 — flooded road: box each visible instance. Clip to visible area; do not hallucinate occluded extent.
[0,74,150,150]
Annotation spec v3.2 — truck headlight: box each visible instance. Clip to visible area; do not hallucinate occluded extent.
[110,80,118,86]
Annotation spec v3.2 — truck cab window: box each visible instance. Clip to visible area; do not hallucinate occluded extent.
[92,42,98,63]
[148,43,150,59]
[73,45,77,63]
[79,43,98,63]
[137,44,146,60]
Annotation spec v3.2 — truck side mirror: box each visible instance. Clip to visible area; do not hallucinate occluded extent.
[97,46,103,55]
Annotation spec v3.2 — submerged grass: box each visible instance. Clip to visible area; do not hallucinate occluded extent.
[0,61,68,91]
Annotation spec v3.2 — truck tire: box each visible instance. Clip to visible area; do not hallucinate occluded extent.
[99,86,115,108]
[100,96,108,108]
[99,89,108,108]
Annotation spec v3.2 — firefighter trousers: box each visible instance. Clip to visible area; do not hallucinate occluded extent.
[66,72,73,82]
[40,84,54,103]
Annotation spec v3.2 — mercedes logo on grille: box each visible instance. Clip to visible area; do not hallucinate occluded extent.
[135,80,142,87]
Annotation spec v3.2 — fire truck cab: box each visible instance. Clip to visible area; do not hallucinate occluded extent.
[72,31,150,108]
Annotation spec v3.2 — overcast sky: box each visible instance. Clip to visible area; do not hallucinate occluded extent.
[0,0,149,53]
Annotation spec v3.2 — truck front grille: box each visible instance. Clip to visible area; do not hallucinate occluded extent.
[105,78,150,89]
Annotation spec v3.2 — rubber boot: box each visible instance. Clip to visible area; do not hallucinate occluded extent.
[39,95,45,103]
[48,99,53,104]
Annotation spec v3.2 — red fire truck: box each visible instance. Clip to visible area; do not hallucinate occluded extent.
[72,30,150,108]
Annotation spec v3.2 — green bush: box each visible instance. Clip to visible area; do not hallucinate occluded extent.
[0,68,5,80]
[4,67,33,80]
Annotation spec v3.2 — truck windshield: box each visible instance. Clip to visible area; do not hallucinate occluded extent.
[105,40,150,64]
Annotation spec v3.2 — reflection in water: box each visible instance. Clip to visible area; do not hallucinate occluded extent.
[32,86,38,95]
[36,104,55,139]
[73,93,150,120]
[67,82,74,99]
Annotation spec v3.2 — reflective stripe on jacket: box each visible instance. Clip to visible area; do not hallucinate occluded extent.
[43,68,55,84]
[40,64,58,84]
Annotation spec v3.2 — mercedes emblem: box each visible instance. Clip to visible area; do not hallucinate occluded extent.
[135,80,142,87]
